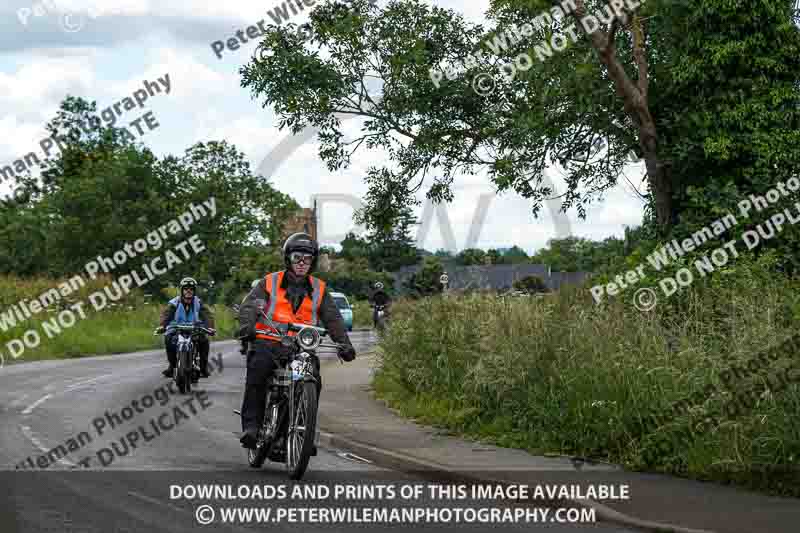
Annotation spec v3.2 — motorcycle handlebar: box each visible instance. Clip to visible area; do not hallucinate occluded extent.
[156,324,216,336]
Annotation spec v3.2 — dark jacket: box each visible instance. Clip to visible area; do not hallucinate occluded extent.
[238,270,353,350]
[159,297,215,329]
[369,290,392,308]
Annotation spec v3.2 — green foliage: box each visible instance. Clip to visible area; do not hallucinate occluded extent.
[530,234,646,273]
[0,275,236,363]
[498,245,529,264]
[316,257,394,300]
[0,97,298,293]
[404,256,445,297]
[240,0,800,238]
[512,275,548,293]
[455,248,487,266]
[375,263,800,496]
[456,246,530,266]
[338,227,418,273]
[353,169,421,272]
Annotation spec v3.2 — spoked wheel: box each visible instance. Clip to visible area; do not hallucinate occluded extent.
[191,352,200,384]
[286,381,318,480]
[177,349,191,394]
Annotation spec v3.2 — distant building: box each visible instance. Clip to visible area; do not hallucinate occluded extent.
[280,201,317,242]
[393,263,590,293]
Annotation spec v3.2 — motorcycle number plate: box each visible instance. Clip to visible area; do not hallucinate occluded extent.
[290,360,304,381]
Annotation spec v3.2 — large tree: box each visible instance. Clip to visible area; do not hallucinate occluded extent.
[240,0,800,237]
[0,98,299,288]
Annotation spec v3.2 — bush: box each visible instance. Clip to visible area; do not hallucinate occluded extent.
[373,261,800,497]
[0,275,236,364]
[404,256,444,298]
[512,275,548,293]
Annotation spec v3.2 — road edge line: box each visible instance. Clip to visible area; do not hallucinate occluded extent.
[317,431,716,533]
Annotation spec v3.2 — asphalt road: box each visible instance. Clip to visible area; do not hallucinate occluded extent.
[0,331,636,533]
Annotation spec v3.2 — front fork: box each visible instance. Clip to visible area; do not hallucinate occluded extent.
[287,357,320,448]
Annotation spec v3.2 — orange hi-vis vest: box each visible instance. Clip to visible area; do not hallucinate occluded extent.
[254,271,327,342]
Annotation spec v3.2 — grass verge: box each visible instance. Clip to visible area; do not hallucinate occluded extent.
[372,260,800,497]
[1,274,236,364]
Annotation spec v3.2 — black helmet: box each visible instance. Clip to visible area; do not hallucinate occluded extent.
[374,281,384,290]
[180,277,197,291]
[283,232,319,272]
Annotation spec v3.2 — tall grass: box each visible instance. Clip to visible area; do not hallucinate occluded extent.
[374,260,800,496]
[0,275,235,364]
[350,299,374,329]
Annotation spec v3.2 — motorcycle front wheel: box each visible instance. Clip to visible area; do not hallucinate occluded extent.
[177,348,191,394]
[286,381,318,480]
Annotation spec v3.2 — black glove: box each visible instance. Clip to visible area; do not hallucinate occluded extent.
[337,344,356,362]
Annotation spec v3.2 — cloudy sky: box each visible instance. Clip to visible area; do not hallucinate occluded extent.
[0,0,645,254]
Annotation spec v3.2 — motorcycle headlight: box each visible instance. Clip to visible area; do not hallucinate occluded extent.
[296,327,321,350]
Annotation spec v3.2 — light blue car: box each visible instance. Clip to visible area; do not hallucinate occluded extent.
[330,292,353,331]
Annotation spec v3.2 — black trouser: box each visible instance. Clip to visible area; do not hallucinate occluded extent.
[240,340,322,432]
[166,333,209,371]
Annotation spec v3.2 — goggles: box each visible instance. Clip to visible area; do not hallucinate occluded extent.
[289,251,315,265]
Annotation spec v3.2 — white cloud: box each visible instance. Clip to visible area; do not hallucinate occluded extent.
[0,0,645,251]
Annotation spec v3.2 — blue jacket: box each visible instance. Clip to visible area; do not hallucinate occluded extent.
[160,296,214,328]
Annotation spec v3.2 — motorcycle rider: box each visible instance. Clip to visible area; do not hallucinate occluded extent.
[156,277,216,378]
[369,281,392,328]
[237,233,357,449]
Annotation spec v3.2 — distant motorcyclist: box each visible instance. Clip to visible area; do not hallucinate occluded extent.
[369,281,392,328]
[237,233,356,450]
[156,277,216,378]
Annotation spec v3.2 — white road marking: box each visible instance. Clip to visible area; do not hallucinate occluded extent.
[127,491,187,514]
[63,373,115,393]
[21,394,53,415]
[337,451,373,464]
[19,425,76,467]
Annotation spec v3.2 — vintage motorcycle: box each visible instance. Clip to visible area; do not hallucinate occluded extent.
[373,304,387,332]
[235,310,344,480]
[155,323,215,394]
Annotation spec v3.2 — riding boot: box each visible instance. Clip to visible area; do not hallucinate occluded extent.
[241,382,267,433]
[199,345,210,378]
[163,342,177,377]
